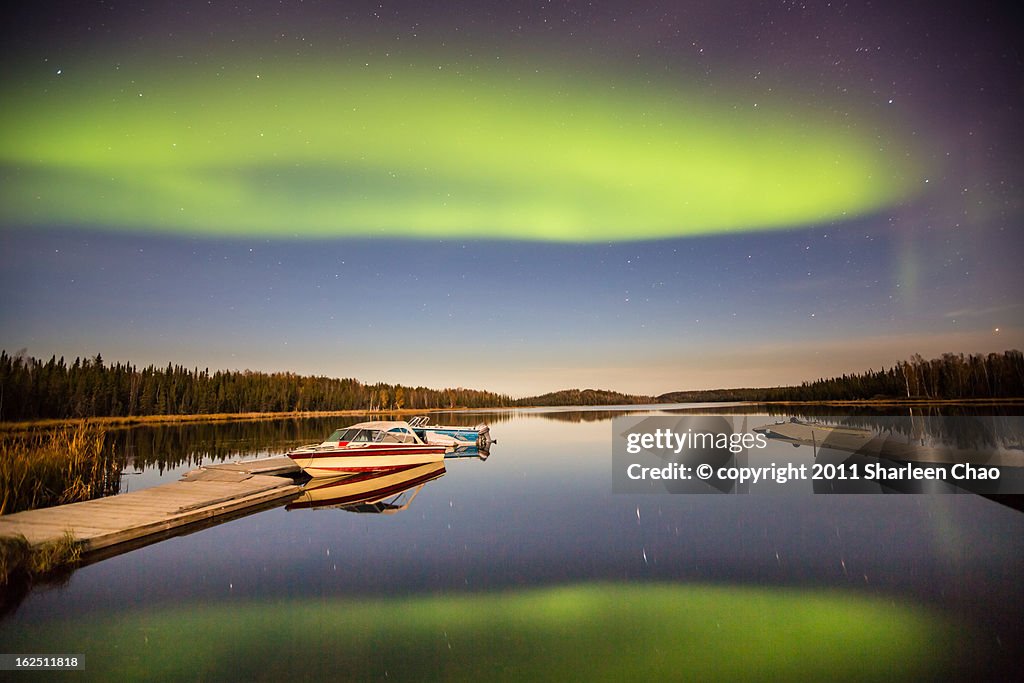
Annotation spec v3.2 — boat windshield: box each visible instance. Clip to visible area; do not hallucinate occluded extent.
[325,428,374,442]
[325,427,417,444]
[386,427,417,443]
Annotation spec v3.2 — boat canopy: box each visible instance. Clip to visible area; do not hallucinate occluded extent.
[324,421,423,444]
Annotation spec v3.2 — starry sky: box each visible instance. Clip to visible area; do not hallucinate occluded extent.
[1,1,1021,396]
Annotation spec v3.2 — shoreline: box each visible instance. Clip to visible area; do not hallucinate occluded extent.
[0,408,480,432]
[2,397,1022,431]
[755,398,1024,407]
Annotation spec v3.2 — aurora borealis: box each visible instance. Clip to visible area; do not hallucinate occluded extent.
[1,0,1022,394]
[1,58,917,240]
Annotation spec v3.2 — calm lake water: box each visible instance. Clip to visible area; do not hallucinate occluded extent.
[1,406,1022,680]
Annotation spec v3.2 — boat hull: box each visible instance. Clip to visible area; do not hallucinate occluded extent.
[287,444,446,478]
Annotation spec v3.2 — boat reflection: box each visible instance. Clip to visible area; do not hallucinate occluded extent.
[285,461,446,514]
[445,444,490,461]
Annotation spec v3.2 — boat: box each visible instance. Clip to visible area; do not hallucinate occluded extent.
[286,421,447,478]
[408,415,492,449]
[285,461,446,513]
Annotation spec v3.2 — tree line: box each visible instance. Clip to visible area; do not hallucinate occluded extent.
[0,351,513,422]
[1,349,1021,422]
[511,388,654,407]
[658,350,1024,403]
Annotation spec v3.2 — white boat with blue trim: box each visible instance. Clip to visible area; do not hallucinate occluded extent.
[408,415,491,449]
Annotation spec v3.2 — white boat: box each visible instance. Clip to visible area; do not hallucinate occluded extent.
[286,421,447,478]
[408,415,492,448]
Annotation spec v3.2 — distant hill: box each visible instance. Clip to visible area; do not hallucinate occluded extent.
[514,388,654,407]
[657,388,771,403]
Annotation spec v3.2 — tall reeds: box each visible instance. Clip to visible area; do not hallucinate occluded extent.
[0,531,81,586]
[0,423,120,515]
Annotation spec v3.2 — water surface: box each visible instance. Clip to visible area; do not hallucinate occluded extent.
[1,406,1021,679]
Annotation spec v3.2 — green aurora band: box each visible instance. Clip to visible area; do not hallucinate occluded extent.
[0,59,920,241]
[0,584,966,680]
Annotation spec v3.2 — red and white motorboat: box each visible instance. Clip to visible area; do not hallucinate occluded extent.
[286,421,447,478]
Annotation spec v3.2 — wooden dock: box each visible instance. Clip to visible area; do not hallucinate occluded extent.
[0,456,304,555]
[185,454,301,479]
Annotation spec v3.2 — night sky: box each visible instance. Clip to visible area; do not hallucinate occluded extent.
[1,1,1021,396]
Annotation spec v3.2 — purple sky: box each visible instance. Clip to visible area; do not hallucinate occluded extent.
[1,1,1021,396]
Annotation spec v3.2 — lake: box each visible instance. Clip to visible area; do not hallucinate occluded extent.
[1,406,1022,680]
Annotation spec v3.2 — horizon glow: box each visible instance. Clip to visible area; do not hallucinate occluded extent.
[0,57,919,241]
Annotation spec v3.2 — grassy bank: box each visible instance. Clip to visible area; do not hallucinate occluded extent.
[0,531,81,586]
[0,423,119,514]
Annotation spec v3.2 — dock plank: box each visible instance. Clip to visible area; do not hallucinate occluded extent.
[195,455,299,477]
[0,471,301,553]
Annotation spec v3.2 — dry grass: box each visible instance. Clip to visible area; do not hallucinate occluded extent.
[0,531,81,585]
[28,530,82,573]
[0,534,29,584]
[0,423,119,515]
